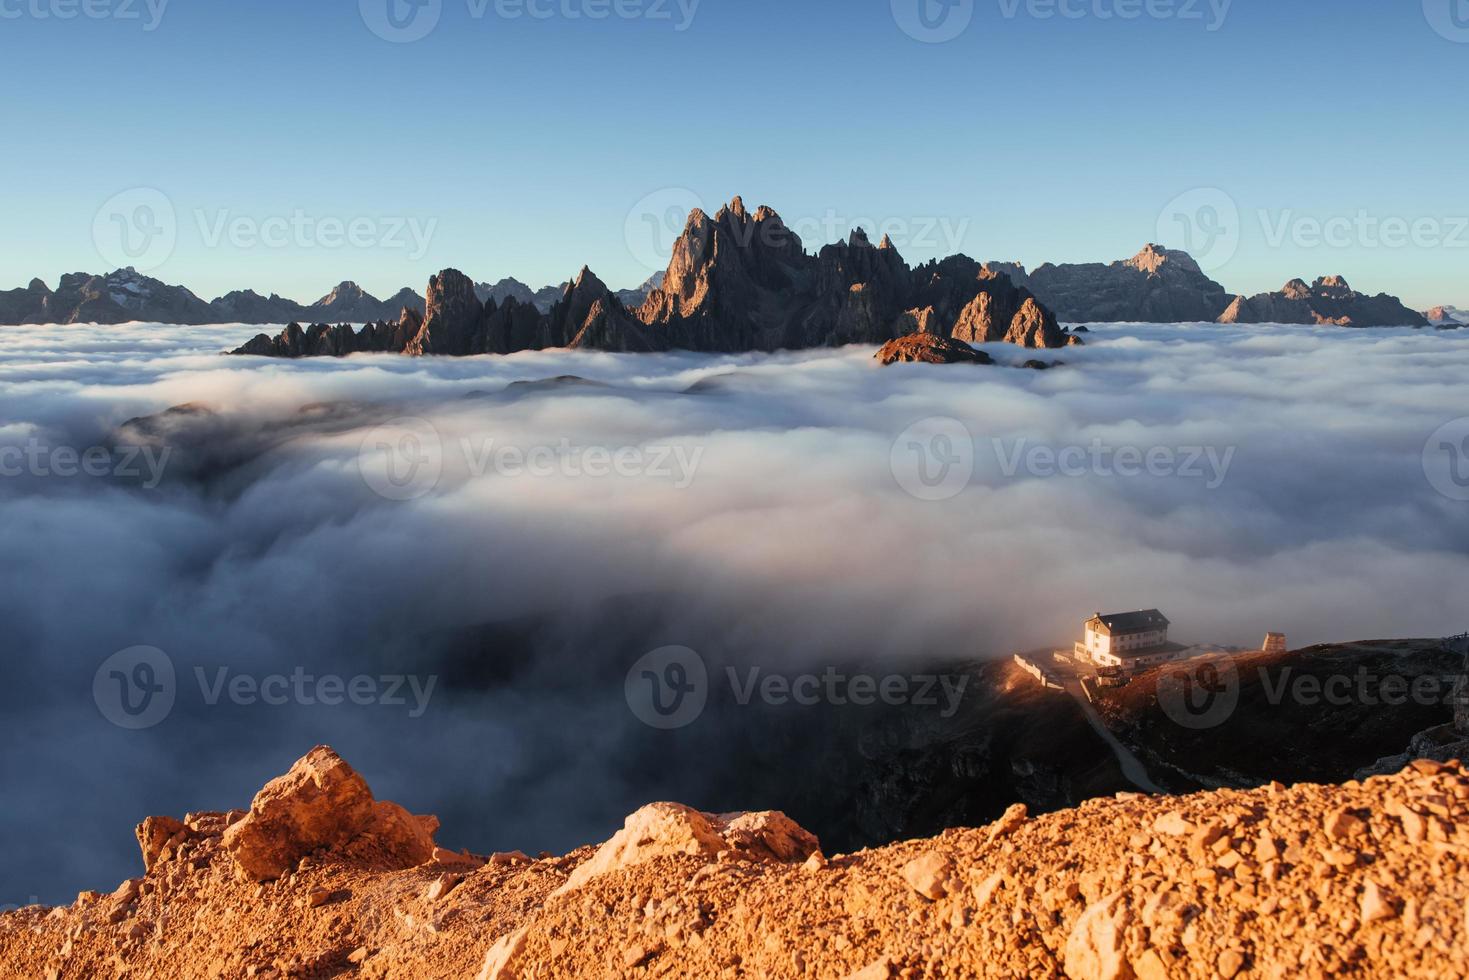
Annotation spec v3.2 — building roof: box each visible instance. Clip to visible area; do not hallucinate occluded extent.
[1086,609,1170,636]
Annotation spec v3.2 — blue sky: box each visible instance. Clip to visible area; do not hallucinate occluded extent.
[1,0,1465,307]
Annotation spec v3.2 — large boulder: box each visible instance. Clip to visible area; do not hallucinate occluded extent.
[220,746,437,881]
[556,802,818,895]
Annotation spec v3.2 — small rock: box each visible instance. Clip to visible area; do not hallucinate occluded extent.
[478,928,528,980]
[987,804,1029,843]
[1133,949,1168,980]
[1153,812,1191,836]
[1325,808,1366,841]
[1361,881,1397,925]
[844,957,893,980]
[1065,893,1131,980]
[424,874,461,903]
[900,852,955,901]
[348,947,369,964]
[307,888,333,908]
[1217,949,1245,978]
[623,943,658,969]
[802,851,828,873]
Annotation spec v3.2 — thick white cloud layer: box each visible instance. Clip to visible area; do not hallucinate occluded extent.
[2,320,1466,904]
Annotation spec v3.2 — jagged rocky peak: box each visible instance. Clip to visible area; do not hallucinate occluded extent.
[1314,274,1353,297]
[406,269,483,356]
[1126,243,1202,276]
[316,280,369,305]
[1280,278,1312,300]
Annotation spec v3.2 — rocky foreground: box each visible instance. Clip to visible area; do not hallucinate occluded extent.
[3,748,1466,979]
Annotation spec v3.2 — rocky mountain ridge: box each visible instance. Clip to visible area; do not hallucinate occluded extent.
[0,270,427,326]
[1219,276,1428,328]
[231,198,1082,358]
[2,745,1465,979]
[4,221,1434,331]
[989,246,1428,327]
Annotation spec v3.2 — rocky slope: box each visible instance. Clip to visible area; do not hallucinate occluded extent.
[2,745,1466,979]
[1219,277,1428,328]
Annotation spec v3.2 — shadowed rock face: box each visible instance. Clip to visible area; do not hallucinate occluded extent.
[1007,245,1234,324]
[637,204,1075,353]
[231,198,1075,359]
[1218,276,1429,327]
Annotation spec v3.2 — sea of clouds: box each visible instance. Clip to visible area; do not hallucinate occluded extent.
[2,320,1467,904]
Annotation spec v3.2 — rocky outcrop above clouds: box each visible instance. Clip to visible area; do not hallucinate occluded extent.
[231,198,1077,358]
[1424,305,1468,326]
[875,332,994,365]
[1219,276,1429,327]
[637,200,1076,353]
[3,746,1467,979]
[1002,244,1235,324]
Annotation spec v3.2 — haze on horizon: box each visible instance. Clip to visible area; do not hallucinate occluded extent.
[1,0,1465,310]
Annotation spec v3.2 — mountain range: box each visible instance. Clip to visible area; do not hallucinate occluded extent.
[0,269,426,327]
[233,198,1081,358]
[0,199,1437,334]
